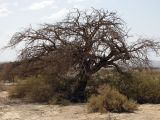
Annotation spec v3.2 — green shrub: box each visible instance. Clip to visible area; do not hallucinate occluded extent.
[88,85,138,113]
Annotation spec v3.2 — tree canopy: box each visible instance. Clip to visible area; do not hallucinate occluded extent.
[7,8,160,102]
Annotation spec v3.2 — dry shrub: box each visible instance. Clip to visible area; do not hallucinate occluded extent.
[9,76,53,102]
[130,70,160,103]
[90,69,160,104]
[9,75,75,104]
[111,70,160,104]
[9,80,27,98]
[88,85,138,113]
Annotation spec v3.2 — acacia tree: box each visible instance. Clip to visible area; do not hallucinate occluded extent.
[7,8,160,102]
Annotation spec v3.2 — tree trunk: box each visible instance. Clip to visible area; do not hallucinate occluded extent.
[71,71,90,102]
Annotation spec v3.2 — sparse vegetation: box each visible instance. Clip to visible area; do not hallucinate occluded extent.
[8,69,160,108]
[9,75,74,104]
[89,69,160,104]
[9,76,53,102]
[123,70,160,104]
[5,8,160,102]
[0,8,159,116]
[88,85,138,113]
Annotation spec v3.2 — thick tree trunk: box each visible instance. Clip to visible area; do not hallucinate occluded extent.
[71,71,90,102]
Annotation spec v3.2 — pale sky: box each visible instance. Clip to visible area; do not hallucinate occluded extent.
[0,0,160,62]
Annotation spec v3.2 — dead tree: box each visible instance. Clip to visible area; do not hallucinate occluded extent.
[7,8,160,102]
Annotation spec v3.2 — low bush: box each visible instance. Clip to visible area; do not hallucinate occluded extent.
[9,75,76,104]
[9,80,28,98]
[9,69,160,105]
[129,71,160,103]
[9,76,53,102]
[88,85,138,113]
[108,70,160,104]
[90,70,160,104]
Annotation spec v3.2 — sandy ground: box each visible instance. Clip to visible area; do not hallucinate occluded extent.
[0,91,160,120]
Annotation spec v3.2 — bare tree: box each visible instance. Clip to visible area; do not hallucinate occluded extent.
[7,8,160,102]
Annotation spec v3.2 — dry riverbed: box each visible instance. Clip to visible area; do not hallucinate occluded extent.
[0,91,160,120]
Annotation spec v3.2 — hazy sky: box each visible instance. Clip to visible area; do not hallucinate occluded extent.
[0,0,160,62]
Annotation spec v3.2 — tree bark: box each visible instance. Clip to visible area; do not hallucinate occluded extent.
[71,71,90,102]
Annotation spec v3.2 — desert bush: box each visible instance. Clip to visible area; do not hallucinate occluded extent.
[89,69,160,104]
[9,80,28,98]
[109,70,160,104]
[9,75,76,103]
[88,85,138,113]
[26,80,53,102]
[9,75,54,102]
[9,68,160,104]
[129,70,160,103]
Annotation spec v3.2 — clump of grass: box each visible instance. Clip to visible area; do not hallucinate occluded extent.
[88,85,138,113]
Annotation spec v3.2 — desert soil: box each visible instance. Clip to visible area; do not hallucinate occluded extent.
[0,91,160,120]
